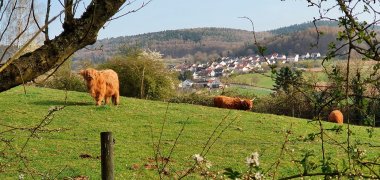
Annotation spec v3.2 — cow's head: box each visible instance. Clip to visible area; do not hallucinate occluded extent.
[79,68,98,82]
[240,99,254,110]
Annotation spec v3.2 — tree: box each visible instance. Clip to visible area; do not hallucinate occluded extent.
[307,0,380,124]
[0,0,150,92]
[273,66,303,93]
[178,70,193,81]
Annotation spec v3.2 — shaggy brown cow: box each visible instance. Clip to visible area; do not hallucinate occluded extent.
[213,96,253,111]
[328,110,343,124]
[79,68,120,106]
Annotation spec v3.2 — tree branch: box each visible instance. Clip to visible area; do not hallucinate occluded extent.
[44,0,51,41]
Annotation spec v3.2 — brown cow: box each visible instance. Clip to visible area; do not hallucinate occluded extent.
[328,110,343,124]
[79,68,120,106]
[213,96,253,111]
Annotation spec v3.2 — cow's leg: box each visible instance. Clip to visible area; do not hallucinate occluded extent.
[96,93,104,106]
[105,96,110,105]
[112,92,120,105]
[95,98,102,106]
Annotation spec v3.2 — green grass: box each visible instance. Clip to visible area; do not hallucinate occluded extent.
[0,86,379,179]
[222,73,274,97]
[223,73,274,89]
[224,86,273,97]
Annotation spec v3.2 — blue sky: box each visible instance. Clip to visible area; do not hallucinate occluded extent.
[48,0,337,39]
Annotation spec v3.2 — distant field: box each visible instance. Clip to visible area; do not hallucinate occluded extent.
[0,86,379,179]
[223,73,274,89]
[221,73,274,97]
[225,85,273,97]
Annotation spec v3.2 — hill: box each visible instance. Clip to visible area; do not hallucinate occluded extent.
[268,21,339,35]
[0,86,379,179]
[73,27,267,63]
[72,21,345,63]
[237,26,342,56]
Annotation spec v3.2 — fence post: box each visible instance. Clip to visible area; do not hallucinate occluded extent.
[101,132,114,180]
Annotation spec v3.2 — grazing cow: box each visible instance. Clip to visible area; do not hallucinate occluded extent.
[213,95,253,111]
[79,68,120,106]
[328,110,343,124]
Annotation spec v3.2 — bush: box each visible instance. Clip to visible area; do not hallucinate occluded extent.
[99,48,177,100]
[254,91,315,119]
[37,60,87,92]
[220,87,257,100]
[168,92,214,107]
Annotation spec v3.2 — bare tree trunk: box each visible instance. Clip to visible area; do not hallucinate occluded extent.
[140,66,145,99]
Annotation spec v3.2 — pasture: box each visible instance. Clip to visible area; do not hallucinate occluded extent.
[0,86,379,179]
[223,73,274,89]
[221,73,274,97]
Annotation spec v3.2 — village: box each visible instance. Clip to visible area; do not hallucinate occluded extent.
[175,52,322,89]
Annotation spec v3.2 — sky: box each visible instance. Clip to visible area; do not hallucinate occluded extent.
[48,0,338,39]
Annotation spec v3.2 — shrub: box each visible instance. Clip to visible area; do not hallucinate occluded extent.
[254,91,315,119]
[220,87,257,100]
[36,60,87,92]
[168,92,214,107]
[99,48,177,100]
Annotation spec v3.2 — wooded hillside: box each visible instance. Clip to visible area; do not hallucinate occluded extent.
[72,21,361,63]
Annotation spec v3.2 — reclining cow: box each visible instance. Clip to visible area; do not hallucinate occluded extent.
[213,95,254,111]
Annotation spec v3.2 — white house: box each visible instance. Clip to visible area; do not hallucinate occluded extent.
[242,67,251,73]
[305,53,310,59]
[179,79,193,88]
[219,61,227,66]
[207,79,222,88]
[210,68,224,77]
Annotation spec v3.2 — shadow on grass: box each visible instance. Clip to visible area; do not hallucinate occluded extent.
[32,100,94,106]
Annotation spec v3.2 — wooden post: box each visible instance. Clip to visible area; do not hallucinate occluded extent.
[101,132,114,180]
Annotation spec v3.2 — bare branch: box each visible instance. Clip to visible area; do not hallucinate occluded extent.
[44,0,51,41]
[0,0,17,46]
[0,10,63,73]
[0,0,33,63]
[31,0,43,36]
[109,0,152,21]
[0,0,3,11]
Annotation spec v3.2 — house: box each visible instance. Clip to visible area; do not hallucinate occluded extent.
[305,53,310,59]
[278,54,287,60]
[242,67,251,73]
[219,61,227,66]
[227,63,236,71]
[207,79,222,88]
[210,67,224,77]
[287,54,299,62]
[270,53,279,60]
[311,53,321,59]
[192,72,199,79]
[193,78,208,88]
[294,54,299,62]
[179,79,193,88]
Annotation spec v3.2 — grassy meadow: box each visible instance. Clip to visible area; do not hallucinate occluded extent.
[0,86,379,179]
[223,73,274,89]
[222,73,274,97]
